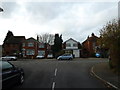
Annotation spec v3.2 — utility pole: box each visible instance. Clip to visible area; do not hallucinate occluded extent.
[0,7,3,12]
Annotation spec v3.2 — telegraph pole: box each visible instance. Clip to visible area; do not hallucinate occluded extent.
[0,7,3,12]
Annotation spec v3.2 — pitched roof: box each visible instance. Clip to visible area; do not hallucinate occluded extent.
[64,38,79,43]
[82,34,99,44]
[26,37,39,43]
[5,36,25,44]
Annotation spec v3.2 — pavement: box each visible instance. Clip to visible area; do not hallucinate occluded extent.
[91,62,120,90]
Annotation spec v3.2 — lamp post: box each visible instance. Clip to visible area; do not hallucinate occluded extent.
[0,7,3,12]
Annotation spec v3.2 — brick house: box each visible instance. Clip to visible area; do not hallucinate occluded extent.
[22,37,39,58]
[63,38,81,58]
[82,33,99,57]
[37,43,48,58]
[22,37,50,59]
[2,36,25,57]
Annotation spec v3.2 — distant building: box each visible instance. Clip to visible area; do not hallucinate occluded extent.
[3,36,26,57]
[22,37,50,59]
[82,33,99,57]
[63,38,81,58]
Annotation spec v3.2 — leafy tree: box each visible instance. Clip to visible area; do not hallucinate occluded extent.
[52,34,63,57]
[3,30,14,43]
[99,19,120,72]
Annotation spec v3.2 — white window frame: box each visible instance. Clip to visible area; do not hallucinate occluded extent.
[39,43,44,48]
[66,43,71,47]
[38,50,45,56]
[22,43,25,47]
[73,43,77,47]
[26,49,35,55]
[28,42,34,47]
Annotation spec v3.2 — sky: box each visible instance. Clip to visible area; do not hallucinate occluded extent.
[0,0,119,45]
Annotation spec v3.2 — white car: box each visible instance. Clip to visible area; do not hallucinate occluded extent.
[47,54,53,59]
[36,55,45,59]
[1,56,17,61]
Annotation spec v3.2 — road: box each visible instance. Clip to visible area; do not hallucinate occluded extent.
[10,58,108,89]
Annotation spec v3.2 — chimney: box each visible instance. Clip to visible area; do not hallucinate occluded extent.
[91,33,95,37]
[37,35,39,41]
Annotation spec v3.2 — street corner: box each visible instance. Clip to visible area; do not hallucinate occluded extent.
[90,63,119,90]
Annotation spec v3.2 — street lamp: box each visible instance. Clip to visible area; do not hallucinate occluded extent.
[0,7,3,12]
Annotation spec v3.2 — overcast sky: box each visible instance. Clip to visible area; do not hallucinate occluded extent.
[0,0,119,45]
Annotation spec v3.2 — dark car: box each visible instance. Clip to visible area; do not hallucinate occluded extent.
[57,54,73,60]
[1,61,24,89]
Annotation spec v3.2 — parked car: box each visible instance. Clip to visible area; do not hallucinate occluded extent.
[1,56,17,61]
[95,53,101,58]
[57,54,73,60]
[47,54,53,59]
[36,55,45,59]
[1,61,24,89]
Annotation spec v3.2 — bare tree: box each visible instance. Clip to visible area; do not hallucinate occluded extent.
[37,33,55,45]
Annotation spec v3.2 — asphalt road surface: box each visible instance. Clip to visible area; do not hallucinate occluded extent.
[10,58,108,89]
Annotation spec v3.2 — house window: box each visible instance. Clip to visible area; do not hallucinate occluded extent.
[26,49,35,55]
[39,43,44,48]
[22,49,25,57]
[73,43,77,47]
[28,42,34,47]
[22,43,25,47]
[38,50,45,56]
[93,43,96,48]
[66,43,71,47]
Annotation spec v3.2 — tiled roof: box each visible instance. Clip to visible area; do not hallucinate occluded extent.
[5,36,25,44]
[25,37,39,43]
[82,34,99,44]
[64,38,79,43]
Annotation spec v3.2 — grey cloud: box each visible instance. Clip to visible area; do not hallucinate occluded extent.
[91,2,116,13]
[24,2,74,23]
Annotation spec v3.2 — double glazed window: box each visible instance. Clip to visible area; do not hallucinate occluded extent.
[39,43,44,48]
[73,43,77,47]
[38,50,45,56]
[66,43,71,47]
[22,43,25,47]
[28,42,34,47]
[26,49,35,55]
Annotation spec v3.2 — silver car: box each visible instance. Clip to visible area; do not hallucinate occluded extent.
[57,54,73,60]
[1,56,17,61]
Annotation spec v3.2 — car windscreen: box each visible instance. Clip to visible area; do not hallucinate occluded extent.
[2,61,13,70]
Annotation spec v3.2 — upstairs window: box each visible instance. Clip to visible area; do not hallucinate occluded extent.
[28,42,34,47]
[66,43,71,47]
[22,43,25,47]
[39,43,44,48]
[73,43,77,47]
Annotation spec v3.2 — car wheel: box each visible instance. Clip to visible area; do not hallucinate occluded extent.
[11,58,13,61]
[19,74,24,85]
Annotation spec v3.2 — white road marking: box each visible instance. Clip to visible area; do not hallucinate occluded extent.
[52,82,55,90]
[54,68,57,76]
[91,66,119,89]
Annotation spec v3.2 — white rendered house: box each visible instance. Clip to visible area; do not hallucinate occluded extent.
[63,38,81,58]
